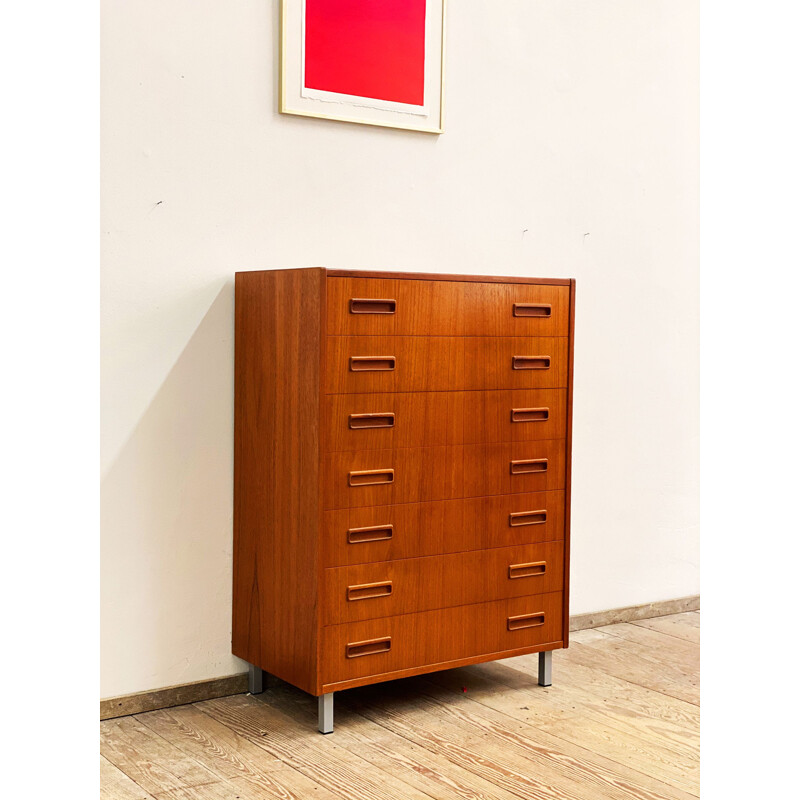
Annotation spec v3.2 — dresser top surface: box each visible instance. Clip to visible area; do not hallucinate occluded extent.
[236,267,573,287]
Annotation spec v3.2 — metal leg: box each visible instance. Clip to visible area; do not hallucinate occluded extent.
[538,650,552,687]
[248,664,264,695]
[318,692,334,734]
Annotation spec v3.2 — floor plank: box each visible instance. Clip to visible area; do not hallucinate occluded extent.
[631,613,701,644]
[101,755,157,800]
[137,703,339,800]
[100,716,219,796]
[102,611,701,800]
[198,694,440,800]
[352,674,698,798]
[426,664,698,794]
[570,627,617,644]
[595,622,700,668]
[560,637,699,706]
[258,682,530,800]
[504,649,700,729]
[153,777,295,800]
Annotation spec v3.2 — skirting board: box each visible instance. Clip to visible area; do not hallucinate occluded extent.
[100,674,249,721]
[569,594,700,632]
[100,594,699,720]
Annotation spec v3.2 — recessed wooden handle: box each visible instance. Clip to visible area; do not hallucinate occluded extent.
[511,407,549,423]
[348,469,394,487]
[349,413,395,430]
[350,298,396,315]
[512,356,551,370]
[347,524,393,544]
[507,612,546,631]
[508,561,547,580]
[510,459,548,475]
[514,303,552,318]
[508,510,547,527]
[346,637,391,658]
[347,581,393,601]
[350,356,396,372]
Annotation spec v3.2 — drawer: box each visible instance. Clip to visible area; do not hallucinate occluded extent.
[322,592,563,686]
[323,491,565,566]
[325,336,569,394]
[327,277,570,337]
[323,440,566,509]
[323,389,567,452]
[323,541,564,625]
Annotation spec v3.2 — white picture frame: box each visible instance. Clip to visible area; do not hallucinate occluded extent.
[280,0,446,134]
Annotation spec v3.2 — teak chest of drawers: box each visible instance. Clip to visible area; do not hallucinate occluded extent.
[233,268,575,733]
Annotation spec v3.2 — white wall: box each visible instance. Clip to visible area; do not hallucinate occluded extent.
[101,0,699,698]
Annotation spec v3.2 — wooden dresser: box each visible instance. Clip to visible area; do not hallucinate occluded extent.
[233,268,575,733]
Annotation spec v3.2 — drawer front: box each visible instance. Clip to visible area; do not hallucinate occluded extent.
[323,542,564,625]
[323,491,565,566]
[323,389,567,452]
[323,440,566,509]
[322,592,563,686]
[327,278,570,337]
[325,336,569,394]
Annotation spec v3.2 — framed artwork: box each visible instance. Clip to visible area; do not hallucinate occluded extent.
[280,0,446,134]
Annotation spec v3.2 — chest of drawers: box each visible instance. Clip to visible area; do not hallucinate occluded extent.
[232,268,575,733]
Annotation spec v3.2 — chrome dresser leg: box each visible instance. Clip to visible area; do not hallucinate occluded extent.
[318,692,334,734]
[538,650,553,687]
[248,664,264,695]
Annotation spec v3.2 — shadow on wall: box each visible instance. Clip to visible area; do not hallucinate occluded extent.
[101,280,247,697]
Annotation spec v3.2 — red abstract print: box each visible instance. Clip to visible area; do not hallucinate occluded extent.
[304,0,427,106]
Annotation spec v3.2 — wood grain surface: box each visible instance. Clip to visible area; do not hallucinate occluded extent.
[325,335,569,393]
[232,268,323,694]
[562,277,576,646]
[322,541,564,624]
[232,268,575,700]
[324,440,566,509]
[327,276,570,336]
[323,388,567,451]
[570,595,699,631]
[102,612,699,800]
[323,489,566,566]
[321,593,563,685]
[326,268,572,286]
[101,674,248,721]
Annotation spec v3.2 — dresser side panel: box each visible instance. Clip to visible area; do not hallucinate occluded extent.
[232,268,322,694]
[562,279,576,647]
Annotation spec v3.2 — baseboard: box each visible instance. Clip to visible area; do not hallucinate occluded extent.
[100,673,249,721]
[569,594,700,632]
[100,594,699,720]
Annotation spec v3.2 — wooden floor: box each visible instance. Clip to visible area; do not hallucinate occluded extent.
[100,611,700,800]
